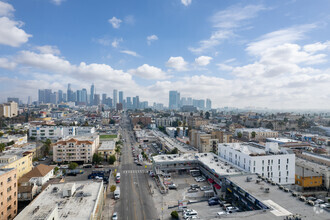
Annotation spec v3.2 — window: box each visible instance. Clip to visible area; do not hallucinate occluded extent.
[287,171,289,176]
[278,159,280,164]
[286,165,288,170]
[7,177,11,182]
[262,160,264,165]
[279,178,281,183]
[279,172,281,177]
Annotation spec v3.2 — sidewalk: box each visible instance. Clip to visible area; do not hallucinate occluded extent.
[101,168,117,219]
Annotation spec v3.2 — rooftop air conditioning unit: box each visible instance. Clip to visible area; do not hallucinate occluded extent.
[264,188,270,193]
[246,177,252,182]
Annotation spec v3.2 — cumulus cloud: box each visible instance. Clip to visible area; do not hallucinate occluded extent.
[0,2,32,48]
[147,35,158,45]
[189,4,266,54]
[128,64,169,80]
[108,17,122,28]
[166,56,188,71]
[51,0,66,5]
[181,0,192,6]
[120,50,140,57]
[0,57,16,70]
[35,45,61,55]
[195,56,212,66]
[0,1,14,17]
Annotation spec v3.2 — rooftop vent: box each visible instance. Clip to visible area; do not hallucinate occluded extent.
[264,188,270,193]
[246,177,252,182]
[256,179,261,184]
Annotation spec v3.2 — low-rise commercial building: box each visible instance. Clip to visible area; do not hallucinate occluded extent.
[97,141,115,160]
[53,135,99,164]
[29,126,95,141]
[218,142,295,184]
[0,168,17,220]
[235,128,278,141]
[15,181,104,220]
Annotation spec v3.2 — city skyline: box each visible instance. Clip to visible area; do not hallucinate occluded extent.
[1,1,330,109]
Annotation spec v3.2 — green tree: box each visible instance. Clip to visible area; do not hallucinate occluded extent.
[54,166,59,174]
[251,131,256,138]
[110,185,117,192]
[170,211,179,219]
[109,155,116,165]
[205,111,210,119]
[92,153,102,164]
[109,119,116,124]
[68,162,78,170]
[43,139,52,156]
[237,132,242,138]
[265,122,274,130]
[0,143,6,152]
[170,147,178,154]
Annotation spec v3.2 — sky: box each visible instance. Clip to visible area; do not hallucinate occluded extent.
[1,0,330,109]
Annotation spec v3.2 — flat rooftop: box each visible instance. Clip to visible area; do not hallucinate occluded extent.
[15,181,103,220]
[221,174,330,220]
[266,138,297,143]
[153,153,244,176]
[0,168,14,175]
[98,141,115,150]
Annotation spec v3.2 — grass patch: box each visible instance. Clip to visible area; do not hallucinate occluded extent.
[100,134,117,139]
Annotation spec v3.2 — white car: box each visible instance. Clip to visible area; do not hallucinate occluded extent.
[112,212,118,220]
[183,210,198,219]
[217,211,227,216]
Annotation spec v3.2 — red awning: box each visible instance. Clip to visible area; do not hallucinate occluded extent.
[208,178,214,183]
[214,184,221,189]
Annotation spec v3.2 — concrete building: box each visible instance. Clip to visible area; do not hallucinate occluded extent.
[165,127,186,138]
[15,181,104,220]
[169,91,180,110]
[29,126,95,140]
[0,150,33,179]
[218,142,295,184]
[53,135,99,163]
[155,117,174,127]
[19,164,54,186]
[97,141,115,160]
[0,102,18,118]
[235,128,278,141]
[113,89,118,107]
[190,130,232,153]
[0,168,17,220]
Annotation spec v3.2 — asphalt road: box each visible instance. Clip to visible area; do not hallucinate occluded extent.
[114,113,158,220]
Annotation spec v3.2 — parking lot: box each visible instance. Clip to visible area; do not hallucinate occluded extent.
[151,173,238,219]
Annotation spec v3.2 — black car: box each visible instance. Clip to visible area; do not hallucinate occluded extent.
[67,173,77,176]
[208,200,220,206]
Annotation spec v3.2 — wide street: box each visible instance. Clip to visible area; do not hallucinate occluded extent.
[114,113,158,220]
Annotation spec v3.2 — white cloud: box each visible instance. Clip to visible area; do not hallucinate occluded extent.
[147,35,158,45]
[195,56,212,66]
[166,56,188,71]
[189,4,266,54]
[128,64,169,80]
[0,1,14,17]
[217,63,234,71]
[246,24,316,56]
[51,0,66,6]
[112,38,123,48]
[0,58,16,70]
[181,0,192,6]
[108,17,122,28]
[35,45,61,55]
[303,41,330,53]
[0,17,32,47]
[120,50,140,57]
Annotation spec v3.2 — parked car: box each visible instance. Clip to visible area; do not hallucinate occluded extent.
[226,206,239,213]
[208,197,220,202]
[112,212,118,220]
[66,172,77,176]
[168,183,177,190]
[320,203,330,209]
[208,200,220,206]
[217,211,227,216]
[201,186,212,191]
[190,184,200,189]
[188,188,198,193]
[183,210,198,219]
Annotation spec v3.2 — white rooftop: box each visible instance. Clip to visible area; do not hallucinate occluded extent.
[15,181,103,220]
[98,141,115,151]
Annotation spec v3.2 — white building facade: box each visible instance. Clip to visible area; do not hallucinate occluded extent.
[218,142,295,184]
[29,126,95,140]
[53,135,99,163]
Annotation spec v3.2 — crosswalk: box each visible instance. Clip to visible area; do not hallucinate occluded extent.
[123,170,148,174]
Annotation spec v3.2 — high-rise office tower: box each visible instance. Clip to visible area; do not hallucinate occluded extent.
[126,97,132,109]
[90,84,95,105]
[50,92,58,104]
[113,89,117,108]
[38,89,45,103]
[7,97,19,104]
[67,84,73,102]
[94,94,100,105]
[206,99,212,110]
[169,91,180,110]
[63,93,67,102]
[27,96,32,105]
[102,93,107,104]
[119,91,123,104]
[132,97,137,109]
[76,90,82,102]
[187,97,193,105]
[58,90,63,103]
[81,88,87,104]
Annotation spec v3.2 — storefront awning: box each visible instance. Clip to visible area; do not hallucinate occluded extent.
[214,184,221,189]
[208,178,214,183]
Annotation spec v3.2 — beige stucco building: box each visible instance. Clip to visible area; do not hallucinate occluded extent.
[0,168,17,220]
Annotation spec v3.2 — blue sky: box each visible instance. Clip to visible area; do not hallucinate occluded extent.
[1,0,330,109]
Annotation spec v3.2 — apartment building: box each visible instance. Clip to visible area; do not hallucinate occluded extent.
[235,128,278,141]
[218,142,295,184]
[53,135,99,163]
[187,116,209,129]
[0,150,33,179]
[29,126,95,140]
[190,130,232,153]
[0,168,17,220]
[0,102,18,118]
